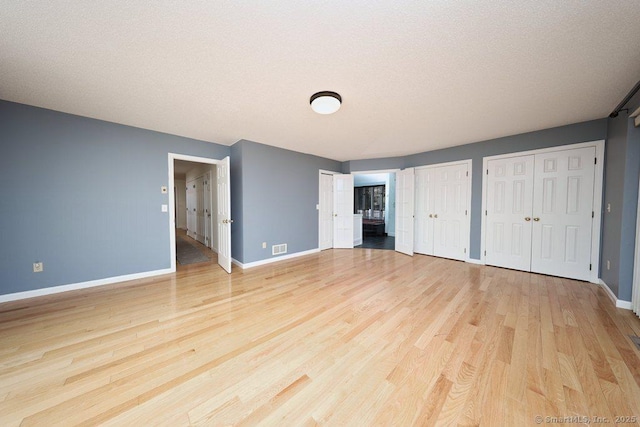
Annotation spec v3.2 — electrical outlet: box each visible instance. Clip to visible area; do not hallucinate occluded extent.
[262,242,267,249]
[33,262,43,273]
[607,203,611,213]
[607,260,610,270]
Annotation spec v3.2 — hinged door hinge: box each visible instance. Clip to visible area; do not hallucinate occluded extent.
[592,211,594,218]
[466,171,469,177]
[589,263,592,271]
[484,250,487,256]
[594,158,597,164]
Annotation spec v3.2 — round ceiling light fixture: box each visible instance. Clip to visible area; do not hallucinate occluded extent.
[310,91,342,115]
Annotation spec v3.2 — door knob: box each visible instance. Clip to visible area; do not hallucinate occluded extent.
[525,217,531,221]
[229,219,234,223]
[533,217,540,221]
[428,214,433,218]
[434,214,438,218]
[222,219,227,224]
[334,214,337,217]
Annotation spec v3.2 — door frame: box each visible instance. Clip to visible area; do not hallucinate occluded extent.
[480,139,605,283]
[168,153,227,273]
[414,159,472,261]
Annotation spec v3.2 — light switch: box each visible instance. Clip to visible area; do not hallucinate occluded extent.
[161,204,168,212]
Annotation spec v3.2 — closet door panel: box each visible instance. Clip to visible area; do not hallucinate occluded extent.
[433,164,468,261]
[414,168,435,255]
[485,155,535,271]
[531,147,595,280]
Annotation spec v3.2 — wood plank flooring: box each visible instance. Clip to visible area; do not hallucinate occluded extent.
[1,249,640,426]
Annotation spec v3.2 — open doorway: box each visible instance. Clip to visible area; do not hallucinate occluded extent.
[174,160,217,265]
[168,154,232,273]
[353,172,396,250]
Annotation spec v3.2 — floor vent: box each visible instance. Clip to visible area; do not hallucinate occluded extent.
[272,244,287,256]
[630,335,640,351]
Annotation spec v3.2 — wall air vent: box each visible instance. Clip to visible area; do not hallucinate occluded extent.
[272,244,287,256]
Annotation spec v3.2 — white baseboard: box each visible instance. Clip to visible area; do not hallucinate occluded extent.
[599,279,633,310]
[232,248,320,269]
[0,268,173,304]
[466,258,483,265]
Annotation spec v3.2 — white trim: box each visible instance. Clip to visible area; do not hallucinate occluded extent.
[0,268,172,303]
[599,279,633,310]
[413,159,473,262]
[168,153,225,273]
[466,258,484,265]
[480,140,605,283]
[232,248,320,269]
[351,169,401,175]
[414,159,472,170]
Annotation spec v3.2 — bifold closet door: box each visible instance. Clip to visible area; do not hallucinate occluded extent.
[530,147,595,281]
[485,155,535,271]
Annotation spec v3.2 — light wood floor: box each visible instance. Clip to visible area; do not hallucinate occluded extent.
[1,250,640,426]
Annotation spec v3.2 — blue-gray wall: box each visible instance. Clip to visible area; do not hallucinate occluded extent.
[346,120,608,261]
[602,88,640,301]
[229,140,341,264]
[0,100,229,295]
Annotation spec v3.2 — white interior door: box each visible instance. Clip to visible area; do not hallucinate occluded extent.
[196,176,205,244]
[485,155,535,271]
[433,163,469,260]
[531,147,595,280]
[186,180,196,240]
[319,173,334,250]
[216,157,232,273]
[395,168,415,256]
[414,168,435,255]
[203,173,212,248]
[333,174,354,249]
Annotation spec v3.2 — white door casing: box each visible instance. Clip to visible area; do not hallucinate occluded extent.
[395,168,415,256]
[319,173,334,250]
[530,147,595,281]
[333,174,354,249]
[485,155,535,271]
[216,157,232,273]
[168,153,231,274]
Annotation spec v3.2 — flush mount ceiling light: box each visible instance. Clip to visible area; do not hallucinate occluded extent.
[310,91,342,115]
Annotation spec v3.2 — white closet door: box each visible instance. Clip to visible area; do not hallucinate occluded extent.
[414,168,435,255]
[395,168,415,256]
[196,176,205,244]
[433,163,468,261]
[216,157,232,273]
[485,155,535,271]
[333,174,354,249]
[319,173,334,250]
[531,147,595,280]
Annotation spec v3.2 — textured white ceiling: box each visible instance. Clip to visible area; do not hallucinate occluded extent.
[2,1,640,161]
